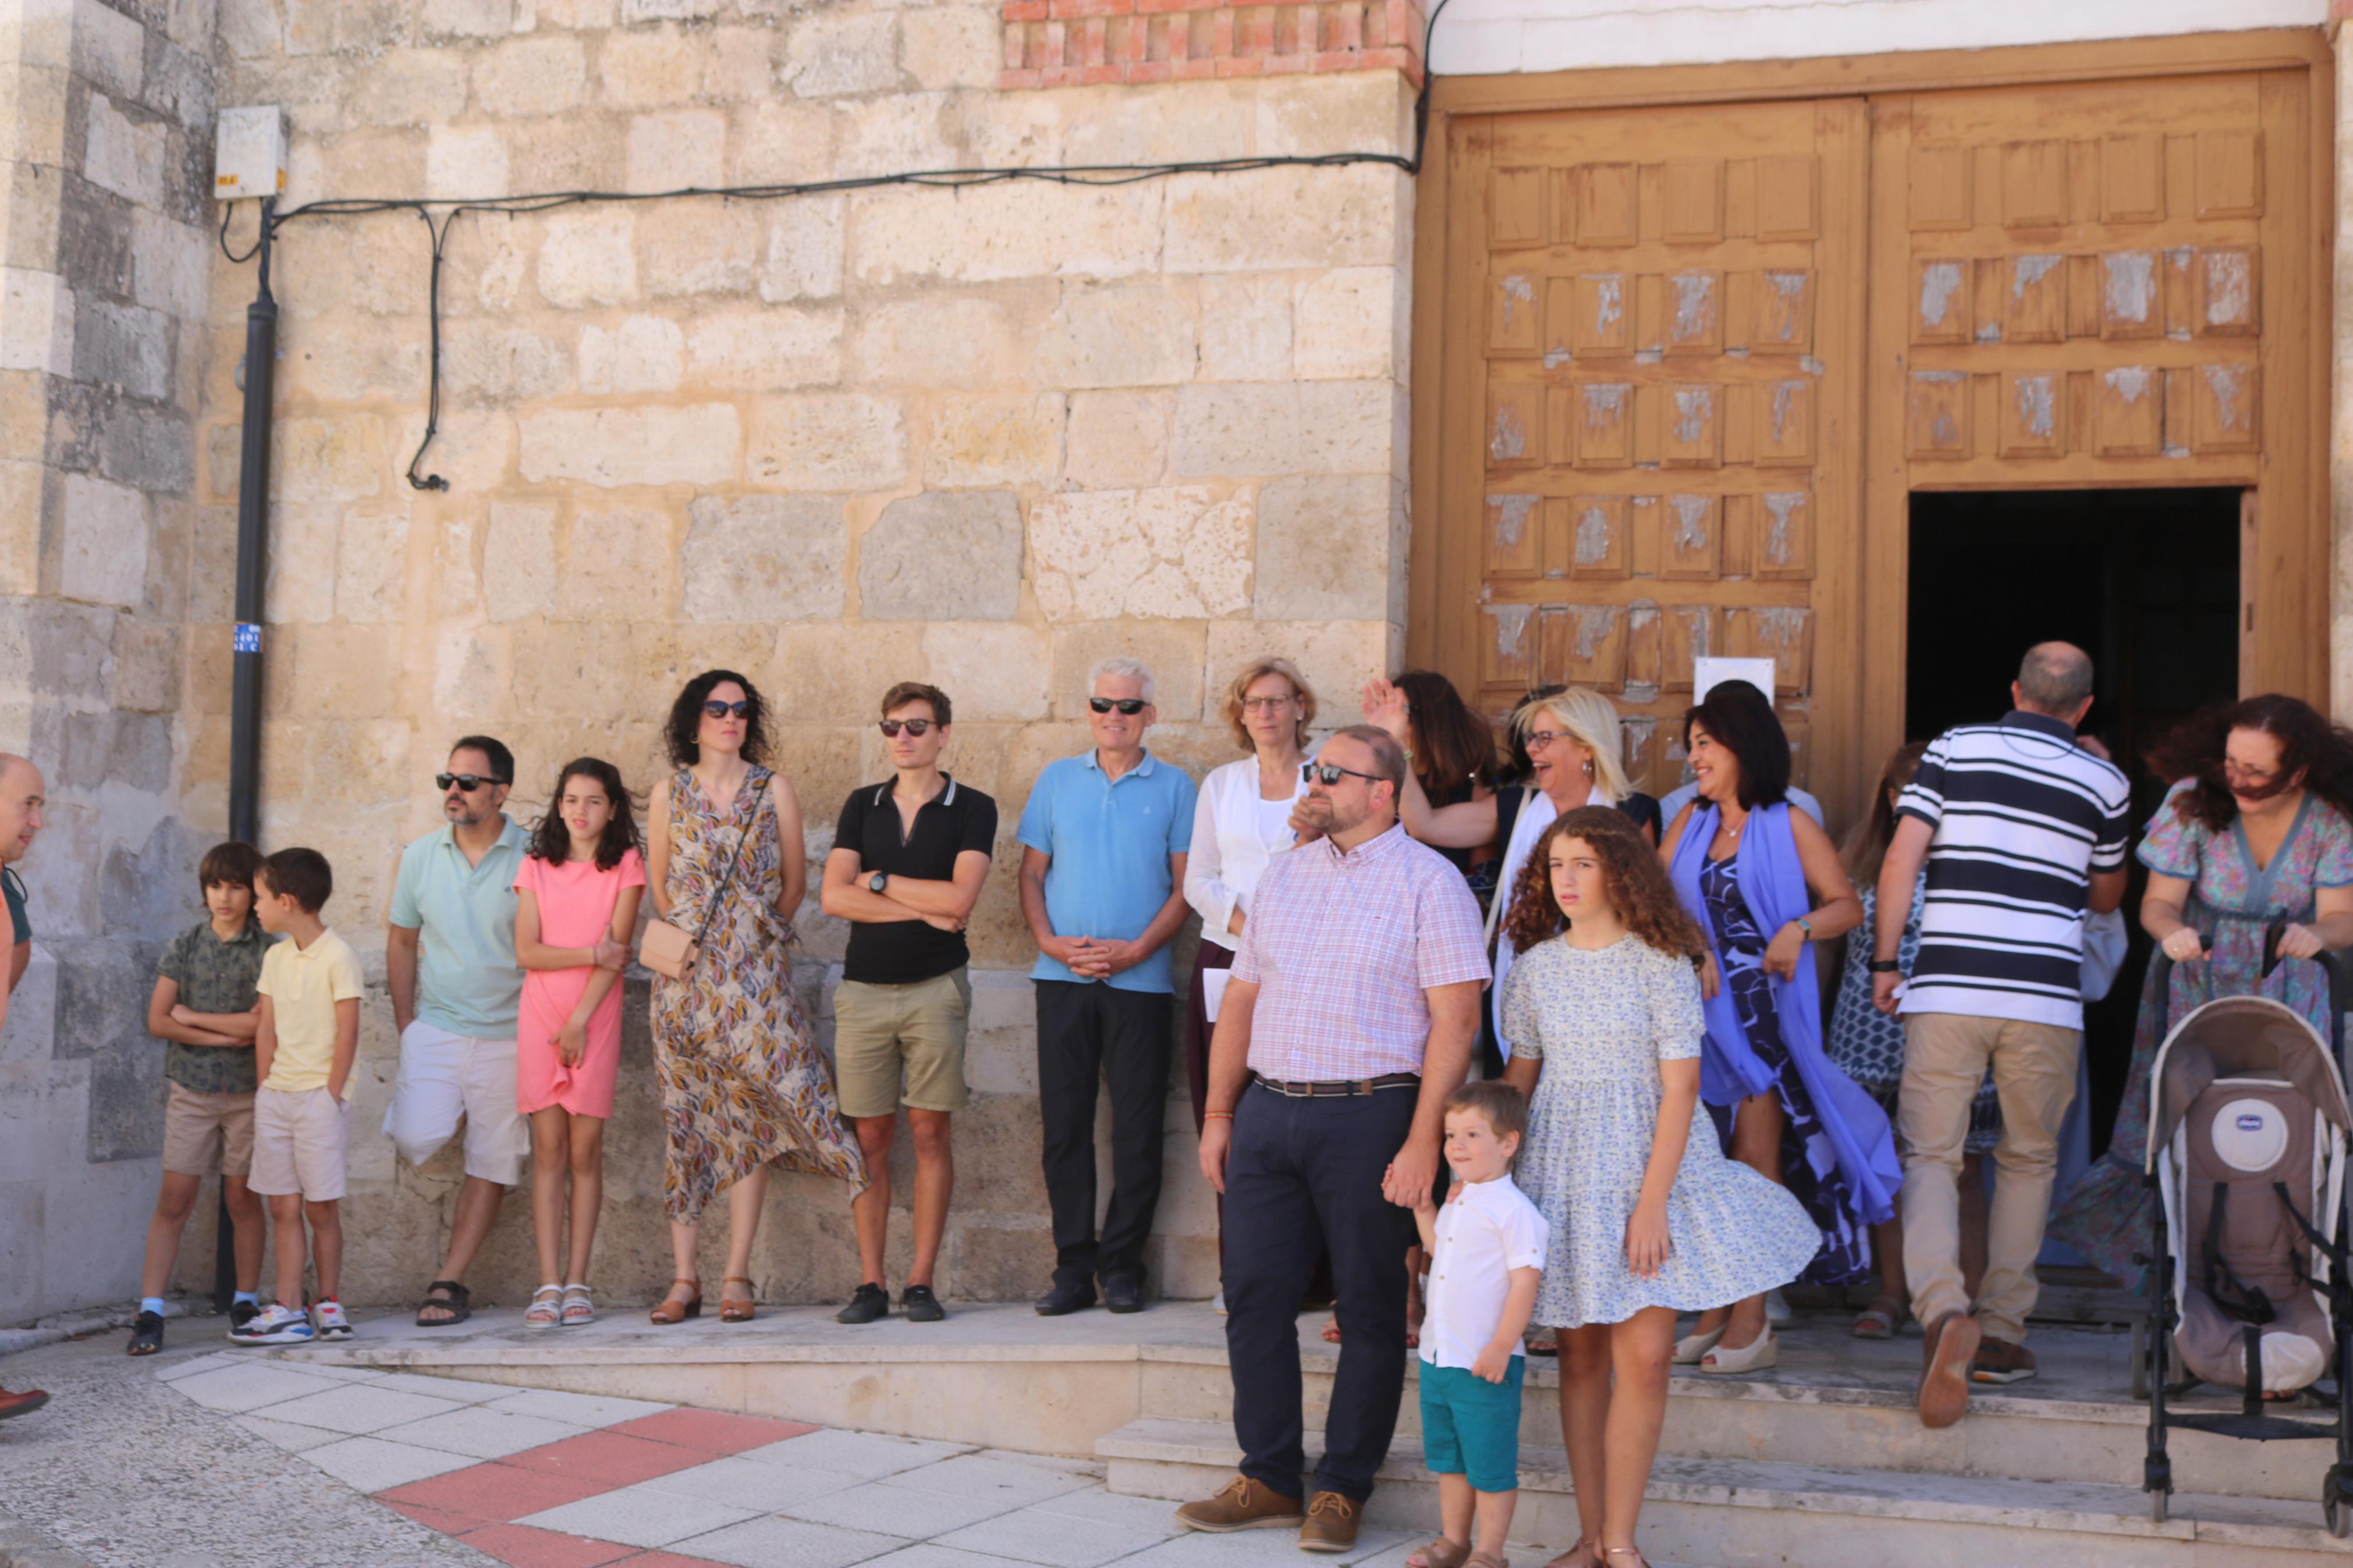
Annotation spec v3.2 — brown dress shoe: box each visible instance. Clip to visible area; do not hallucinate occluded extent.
[1300,1490,1362,1553]
[1971,1336,2038,1385]
[1919,1312,1981,1429]
[0,1385,49,1421]
[1173,1475,1304,1533]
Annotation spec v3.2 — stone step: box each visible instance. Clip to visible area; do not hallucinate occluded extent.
[1101,1417,2350,1568]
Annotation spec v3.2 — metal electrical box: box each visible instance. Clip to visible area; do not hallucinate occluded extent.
[214,106,287,201]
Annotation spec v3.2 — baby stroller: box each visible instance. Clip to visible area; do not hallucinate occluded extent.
[2141,986,2353,1530]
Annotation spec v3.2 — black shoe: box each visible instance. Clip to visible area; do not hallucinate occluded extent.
[228,1300,261,1332]
[836,1282,890,1325]
[1035,1277,1098,1316]
[126,1310,164,1357]
[1102,1274,1146,1314]
[900,1284,945,1323]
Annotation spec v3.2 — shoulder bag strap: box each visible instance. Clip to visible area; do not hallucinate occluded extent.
[692,773,771,947]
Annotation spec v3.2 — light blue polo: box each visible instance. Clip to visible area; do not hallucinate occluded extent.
[388,816,529,1036]
[1017,750,1197,994]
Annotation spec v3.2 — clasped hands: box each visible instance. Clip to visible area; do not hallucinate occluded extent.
[1040,933,1141,980]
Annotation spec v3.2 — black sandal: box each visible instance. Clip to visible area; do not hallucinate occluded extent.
[415,1279,471,1327]
[126,1310,164,1356]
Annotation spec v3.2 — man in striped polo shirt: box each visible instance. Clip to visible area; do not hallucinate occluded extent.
[1872,643,2130,1428]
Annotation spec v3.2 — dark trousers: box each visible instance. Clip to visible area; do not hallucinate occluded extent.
[1035,979,1172,1286]
[1224,1079,1417,1504]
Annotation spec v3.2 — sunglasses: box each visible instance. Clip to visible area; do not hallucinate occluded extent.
[702,700,750,719]
[436,773,506,793]
[879,719,935,738]
[1302,762,1383,787]
[1089,698,1147,715]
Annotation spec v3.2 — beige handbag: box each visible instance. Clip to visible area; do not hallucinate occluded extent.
[640,775,768,981]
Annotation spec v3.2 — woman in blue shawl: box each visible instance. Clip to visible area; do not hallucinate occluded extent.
[1660,682,1902,1374]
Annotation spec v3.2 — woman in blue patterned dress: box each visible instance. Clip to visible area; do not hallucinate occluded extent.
[1660,682,1901,1374]
[1503,807,1815,1568]
[2052,695,2353,1284]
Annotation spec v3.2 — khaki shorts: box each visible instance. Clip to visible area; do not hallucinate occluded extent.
[162,1083,255,1179]
[834,969,971,1119]
[250,1086,350,1202]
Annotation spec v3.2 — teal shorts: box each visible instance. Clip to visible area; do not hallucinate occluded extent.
[1418,1358,1524,1493]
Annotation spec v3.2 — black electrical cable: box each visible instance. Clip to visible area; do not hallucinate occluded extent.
[237,0,1458,490]
[218,200,263,265]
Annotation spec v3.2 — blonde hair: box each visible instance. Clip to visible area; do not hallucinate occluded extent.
[1510,687,1630,802]
[1221,657,1316,752]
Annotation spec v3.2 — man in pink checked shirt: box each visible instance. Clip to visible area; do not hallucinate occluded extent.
[1176,724,1489,1555]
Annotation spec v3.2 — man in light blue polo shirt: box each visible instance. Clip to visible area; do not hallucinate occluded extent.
[1018,657,1196,1317]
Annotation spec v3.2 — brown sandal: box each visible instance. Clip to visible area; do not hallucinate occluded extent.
[719,1276,757,1322]
[1542,1542,1598,1568]
[1408,1538,1469,1568]
[649,1279,701,1325]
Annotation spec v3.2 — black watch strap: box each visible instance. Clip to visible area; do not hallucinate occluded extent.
[1866,959,1903,975]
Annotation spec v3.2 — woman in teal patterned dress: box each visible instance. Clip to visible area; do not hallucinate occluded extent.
[2052,695,2353,1286]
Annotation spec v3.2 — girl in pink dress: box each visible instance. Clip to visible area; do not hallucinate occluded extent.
[514,758,645,1328]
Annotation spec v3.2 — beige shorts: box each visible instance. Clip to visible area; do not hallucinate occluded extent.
[834,969,971,1119]
[162,1083,255,1179]
[250,1086,350,1202]
[383,1019,526,1185]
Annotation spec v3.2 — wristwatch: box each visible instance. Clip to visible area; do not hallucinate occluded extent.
[1867,959,1902,975]
[868,871,889,894]
[1795,916,1813,939]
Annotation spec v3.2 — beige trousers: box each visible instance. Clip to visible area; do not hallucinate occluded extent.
[1897,1011,2081,1345]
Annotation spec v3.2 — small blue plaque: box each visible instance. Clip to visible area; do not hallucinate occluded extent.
[233,623,263,655]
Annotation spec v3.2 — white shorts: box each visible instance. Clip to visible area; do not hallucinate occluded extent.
[250,1086,350,1202]
[384,1019,527,1185]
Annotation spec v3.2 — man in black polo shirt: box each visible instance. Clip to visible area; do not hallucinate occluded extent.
[819,682,998,1325]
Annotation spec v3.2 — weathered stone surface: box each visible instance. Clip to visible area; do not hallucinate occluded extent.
[562,504,676,617]
[1252,473,1404,622]
[683,493,845,623]
[686,305,842,390]
[537,207,638,307]
[1205,617,1390,728]
[473,34,588,118]
[1197,273,1292,382]
[760,197,846,303]
[1165,163,1402,273]
[518,403,740,486]
[637,201,762,298]
[425,123,509,199]
[899,6,998,91]
[747,393,904,489]
[1064,389,1170,489]
[74,297,170,399]
[859,489,1023,621]
[1294,266,1400,381]
[1034,285,1193,390]
[1045,618,1207,723]
[626,108,725,194]
[854,294,1017,389]
[928,393,1062,486]
[851,183,1161,287]
[1030,486,1251,625]
[577,314,684,393]
[1172,380,1396,479]
[782,12,898,99]
[59,473,147,611]
[484,499,559,622]
[921,621,1050,721]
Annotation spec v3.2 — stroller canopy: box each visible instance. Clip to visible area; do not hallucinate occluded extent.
[2145,994,2352,1175]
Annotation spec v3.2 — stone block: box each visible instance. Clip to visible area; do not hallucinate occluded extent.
[858,489,1021,621]
[503,112,626,197]
[272,414,386,503]
[473,34,588,116]
[72,0,147,101]
[770,622,922,721]
[1172,382,1294,478]
[1031,485,1252,625]
[423,0,515,39]
[0,267,75,376]
[921,623,1049,723]
[302,719,411,815]
[425,408,519,492]
[274,622,404,720]
[595,24,704,106]
[82,92,164,206]
[519,403,740,487]
[1205,617,1389,728]
[74,297,170,400]
[537,207,638,307]
[219,0,280,57]
[626,109,725,194]
[1254,70,1412,159]
[1293,266,1401,381]
[783,12,898,98]
[577,314,684,394]
[347,47,473,127]
[729,99,837,188]
[538,0,617,24]
[440,320,572,403]
[1197,273,1293,383]
[928,393,1063,487]
[747,393,905,490]
[639,201,762,298]
[111,619,179,713]
[427,506,483,616]
[484,499,559,622]
[899,5,997,89]
[561,503,677,618]
[706,26,783,100]
[426,123,509,200]
[335,499,410,623]
[98,404,195,496]
[623,0,716,18]
[851,183,1160,287]
[685,305,842,390]
[760,197,846,303]
[853,294,1017,389]
[1300,378,1404,478]
[683,493,845,623]
[59,472,147,611]
[1252,473,1403,622]
[1064,389,1170,489]
[1046,618,1207,724]
[290,330,428,405]
[52,941,150,1062]
[834,91,950,180]
[1034,284,1194,390]
[1165,163,1403,273]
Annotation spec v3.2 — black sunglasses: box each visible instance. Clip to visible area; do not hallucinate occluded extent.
[702,699,751,719]
[879,719,935,738]
[1089,698,1147,715]
[436,773,507,793]
[1302,762,1383,787]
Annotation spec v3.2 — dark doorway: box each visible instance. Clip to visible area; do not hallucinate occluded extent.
[1905,488,2241,1167]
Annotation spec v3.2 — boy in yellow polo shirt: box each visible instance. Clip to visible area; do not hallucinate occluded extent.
[233,848,363,1347]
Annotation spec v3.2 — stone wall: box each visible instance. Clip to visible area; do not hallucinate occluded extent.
[162,0,1418,1309]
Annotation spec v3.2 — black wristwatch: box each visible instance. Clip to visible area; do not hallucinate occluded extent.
[868,871,889,894]
[1867,959,1902,975]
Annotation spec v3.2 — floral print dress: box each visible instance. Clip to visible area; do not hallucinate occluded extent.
[652,766,867,1223]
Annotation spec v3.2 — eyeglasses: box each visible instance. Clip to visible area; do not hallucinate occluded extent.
[1089,698,1147,715]
[2223,760,2280,785]
[436,773,506,793]
[1302,762,1383,787]
[879,719,935,738]
[1524,730,1566,752]
[702,700,750,720]
[1241,695,1296,713]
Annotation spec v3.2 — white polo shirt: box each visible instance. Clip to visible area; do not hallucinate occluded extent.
[1419,1172,1549,1371]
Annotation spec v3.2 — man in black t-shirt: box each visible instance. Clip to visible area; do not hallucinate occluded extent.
[819,683,998,1325]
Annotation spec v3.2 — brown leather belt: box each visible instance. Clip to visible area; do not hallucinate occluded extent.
[1251,1072,1419,1098]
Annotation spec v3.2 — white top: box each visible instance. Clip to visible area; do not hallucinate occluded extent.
[1419,1172,1549,1370]
[1184,756,1308,952]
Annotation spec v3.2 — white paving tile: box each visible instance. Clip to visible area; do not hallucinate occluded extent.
[167,1363,349,1414]
[638,1454,865,1510]
[257,1359,386,1383]
[676,1514,910,1568]
[482,1388,671,1427]
[1112,1523,1413,1566]
[517,1481,760,1548]
[1028,1489,1189,1533]
[254,1382,467,1435]
[894,1453,1099,1509]
[939,1501,1177,1567]
[301,1435,480,1494]
[863,1548,1044,1567]
[361,1372,517,1403]
[153,1351,242,1382]
[782,1478,1024,1538]
[738,1428,969,1480]
[235,1413,346,1453]
[373,1403,590,1460]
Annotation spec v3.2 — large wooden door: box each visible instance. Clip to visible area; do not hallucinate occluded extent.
[1430,99,1867,801]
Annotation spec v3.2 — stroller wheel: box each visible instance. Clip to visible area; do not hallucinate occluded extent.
[2150,1491,2168,1526]
[2329,1496,2348,1539]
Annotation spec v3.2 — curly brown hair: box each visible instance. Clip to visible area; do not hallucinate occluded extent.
[2148,693,2353,833]
[1500,806,1708,962]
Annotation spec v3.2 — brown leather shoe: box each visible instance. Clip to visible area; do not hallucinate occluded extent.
[1971,1336,2038,1385]
[1919,1312,1981,1429]
[1173,1474,1304,1533]
[0,1385,49,1421]
[1299,1490,1362,1553]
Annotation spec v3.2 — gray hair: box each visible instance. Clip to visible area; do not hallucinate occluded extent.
[2016,642,2093,714]
[1088,655,1156,704]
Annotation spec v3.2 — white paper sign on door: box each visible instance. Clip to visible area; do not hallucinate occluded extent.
[1692,656,1780,705]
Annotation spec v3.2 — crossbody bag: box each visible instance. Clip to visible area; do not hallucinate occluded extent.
[639,773,769,981]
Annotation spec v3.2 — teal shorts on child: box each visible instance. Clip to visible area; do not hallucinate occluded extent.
[1418,1357,1525,1493]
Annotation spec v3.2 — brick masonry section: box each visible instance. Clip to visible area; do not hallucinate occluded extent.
[1000,0,1427,88]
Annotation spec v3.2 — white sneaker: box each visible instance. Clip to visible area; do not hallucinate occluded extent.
[312,1300,353,1341]
[1211,1290,1227,1315]
[1765,1288,1793,1327]
[230,1304,314,1346]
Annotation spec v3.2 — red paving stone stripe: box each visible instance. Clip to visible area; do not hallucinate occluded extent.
[453,1523,640,1568]
[502,1430,714,1487]
[377,1459,612,1524]
[381,1499,484,1534]
[604,1409,819,1455]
